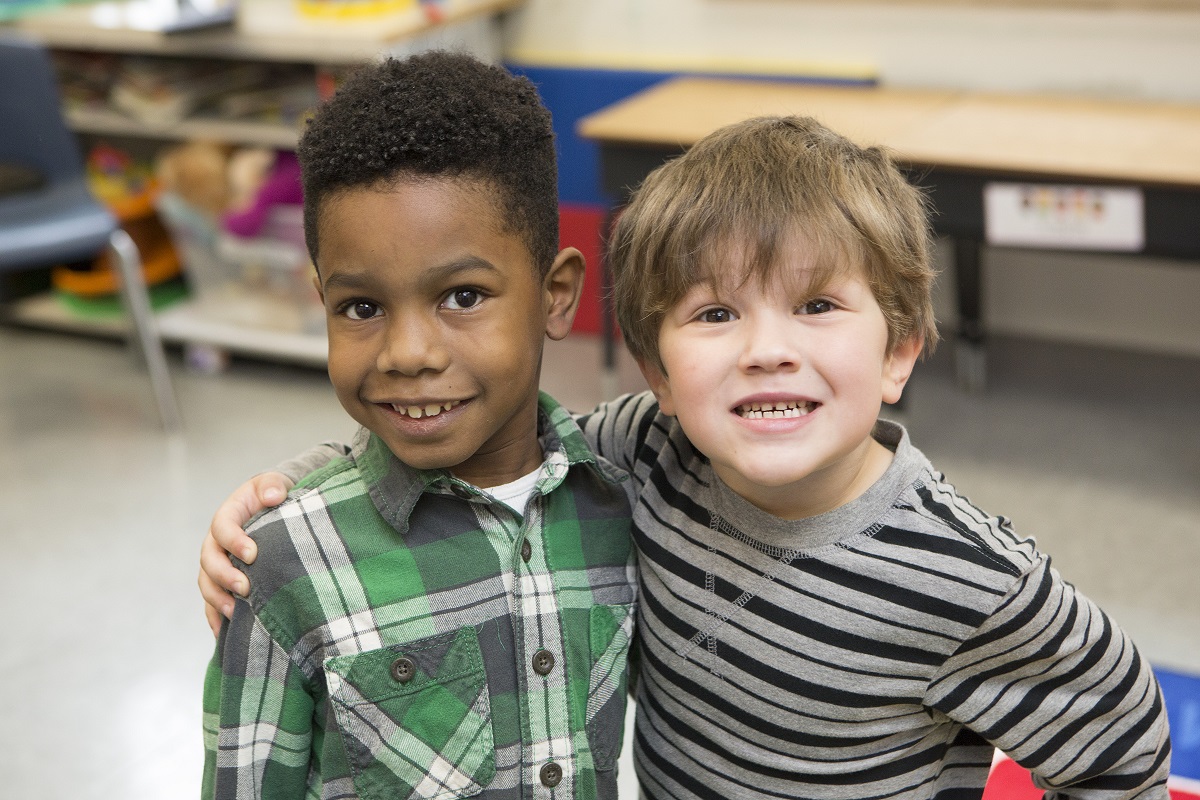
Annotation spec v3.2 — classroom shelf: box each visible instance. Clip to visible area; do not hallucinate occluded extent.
[8,0,522,367]
[15,0,525,64]
[66,106,303,149]
[7,292,329,367]
[156,301,328,366]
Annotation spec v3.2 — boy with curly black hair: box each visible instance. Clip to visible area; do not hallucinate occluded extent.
[200,51,637,800]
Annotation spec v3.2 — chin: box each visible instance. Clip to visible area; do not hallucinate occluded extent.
[723,462,808,491]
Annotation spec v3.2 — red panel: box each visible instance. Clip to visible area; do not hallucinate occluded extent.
[559,203,610,336]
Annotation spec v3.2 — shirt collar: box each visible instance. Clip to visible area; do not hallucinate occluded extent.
[353,391,624,534]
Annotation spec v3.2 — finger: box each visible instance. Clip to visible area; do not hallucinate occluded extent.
[201,531,250,597]
[204,598,224,638]
[213,507,258,565]
[210,476,287,564]
[198,566,235,632]
[256,472,293,508]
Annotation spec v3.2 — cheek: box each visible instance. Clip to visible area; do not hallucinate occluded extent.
[455,320,541,390]
[325,338,369,388]
[820,328,890,382]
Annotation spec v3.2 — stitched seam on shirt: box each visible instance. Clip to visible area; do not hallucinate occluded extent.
[710,513,815,560]
[916,482,1023,576]
[677,513,804,664]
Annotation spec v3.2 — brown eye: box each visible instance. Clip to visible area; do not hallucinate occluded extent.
[444,289,482,310]
[700,308,733,323]
[344,301,381,320]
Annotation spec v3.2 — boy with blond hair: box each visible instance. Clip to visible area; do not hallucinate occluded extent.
[202,115,1170,799]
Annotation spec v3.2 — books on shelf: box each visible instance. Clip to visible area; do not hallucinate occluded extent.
[53,50,319,131]
[110,57,269,124]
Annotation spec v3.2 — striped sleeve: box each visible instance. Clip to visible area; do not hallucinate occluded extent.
[203,601,315,800]
[926,558,1171,799]
[576,390,661,477]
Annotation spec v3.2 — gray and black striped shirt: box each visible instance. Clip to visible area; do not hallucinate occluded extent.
[579,391,1170,800]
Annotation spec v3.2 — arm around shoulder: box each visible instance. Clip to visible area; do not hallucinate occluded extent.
[200,441,353,635]
[277,441,350,486]
[575,390,661,475]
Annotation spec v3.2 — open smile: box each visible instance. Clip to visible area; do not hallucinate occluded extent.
[386,399,464,419]
[734,400,818,419]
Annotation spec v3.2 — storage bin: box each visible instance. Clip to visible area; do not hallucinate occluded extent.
[157,192,324,336]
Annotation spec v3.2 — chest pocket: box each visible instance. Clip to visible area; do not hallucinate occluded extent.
[586,603,635,771]
[325,627,496,800]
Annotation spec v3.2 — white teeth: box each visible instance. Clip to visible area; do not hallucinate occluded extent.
[391,400,461,419]
[736,401,815,419]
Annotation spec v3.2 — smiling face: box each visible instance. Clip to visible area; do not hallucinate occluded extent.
[640,245,922,520]
[315,179,582,488]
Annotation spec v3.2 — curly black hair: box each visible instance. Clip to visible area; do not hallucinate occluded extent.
[297,50,558,275]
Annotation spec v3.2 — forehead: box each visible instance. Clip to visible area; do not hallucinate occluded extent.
[695,226,861,297]
[321,177,506,233]
[315,180,537,284]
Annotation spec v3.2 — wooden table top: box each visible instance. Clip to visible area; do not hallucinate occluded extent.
[578,77,1200,188]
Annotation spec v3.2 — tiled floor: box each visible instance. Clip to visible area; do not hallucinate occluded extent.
[1,323,1197,798]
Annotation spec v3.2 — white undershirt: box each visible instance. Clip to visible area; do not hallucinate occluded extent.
[480,467,541,515]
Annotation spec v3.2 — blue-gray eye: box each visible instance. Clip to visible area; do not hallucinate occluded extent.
[799,299,835,315]
[700,308,733,323]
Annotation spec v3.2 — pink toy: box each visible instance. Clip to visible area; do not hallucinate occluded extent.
[221,150,303,238]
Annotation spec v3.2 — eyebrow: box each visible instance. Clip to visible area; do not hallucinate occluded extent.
[319,255,501,291]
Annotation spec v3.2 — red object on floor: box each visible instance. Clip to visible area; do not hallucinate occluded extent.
[981,757,1040,799]
[983,757,1200,799]
[559,203,610,336]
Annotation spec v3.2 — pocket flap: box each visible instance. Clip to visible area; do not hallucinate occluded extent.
[327,627,484,705]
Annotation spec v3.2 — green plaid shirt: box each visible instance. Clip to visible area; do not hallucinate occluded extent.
[203,393,637,800]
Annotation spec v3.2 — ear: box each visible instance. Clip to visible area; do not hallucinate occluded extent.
[543,247,586,341]
[882,335,923,405]
[636,357,677,417]
[312,273,324,305]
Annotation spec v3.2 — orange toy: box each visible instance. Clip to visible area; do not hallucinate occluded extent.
[52,143,181,298]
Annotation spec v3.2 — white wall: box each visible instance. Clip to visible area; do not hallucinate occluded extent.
[504,0,1200,358]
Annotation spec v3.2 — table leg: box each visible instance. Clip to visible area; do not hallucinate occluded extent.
[953,236,987,393]
[600,206,621,401]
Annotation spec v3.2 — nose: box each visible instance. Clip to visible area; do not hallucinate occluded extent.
[738,311,800,373]
[376,312,450,376]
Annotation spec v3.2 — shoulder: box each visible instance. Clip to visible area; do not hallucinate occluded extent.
[580,391,690,460]
[239,455,372,649]
[861,426,1044,606]
[576,390,661,437]
[244,448,361,567]
[886,453,1043,591]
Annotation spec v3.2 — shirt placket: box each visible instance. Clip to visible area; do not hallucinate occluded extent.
[463,452,577,799]
[512,492,575,798]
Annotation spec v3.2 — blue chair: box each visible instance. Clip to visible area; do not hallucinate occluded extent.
[0,33,181,431]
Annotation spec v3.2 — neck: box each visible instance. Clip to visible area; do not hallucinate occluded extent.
[717,437,894,521]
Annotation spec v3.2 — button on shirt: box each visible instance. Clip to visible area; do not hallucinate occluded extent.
[202,394,637,800]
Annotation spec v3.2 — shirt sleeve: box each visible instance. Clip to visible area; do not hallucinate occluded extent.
[926,558,1171,799]
[274,442,351,485]
[203,600,315,800]
[575,391,660,475]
